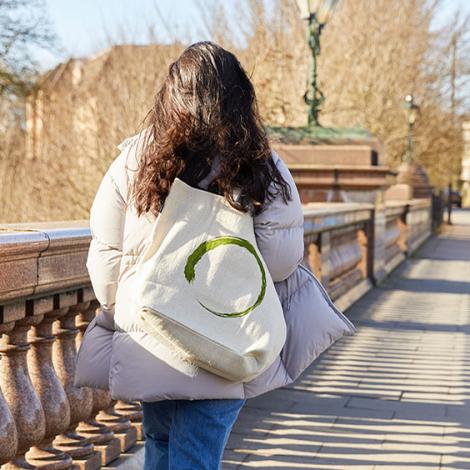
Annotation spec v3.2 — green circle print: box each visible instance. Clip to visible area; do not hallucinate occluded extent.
[184,235,266,318]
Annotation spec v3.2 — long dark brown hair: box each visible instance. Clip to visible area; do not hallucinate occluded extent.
[131,41,291,216]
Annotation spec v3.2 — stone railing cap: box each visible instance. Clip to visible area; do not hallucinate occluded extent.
[0,221,91,304]
[303,202,374,216]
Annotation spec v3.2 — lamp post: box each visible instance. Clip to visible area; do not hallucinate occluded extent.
[296,0,339,127]
[403,94,419,163]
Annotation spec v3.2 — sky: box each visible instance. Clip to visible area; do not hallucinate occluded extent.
[39,0,470,69]
[40,0,223,68]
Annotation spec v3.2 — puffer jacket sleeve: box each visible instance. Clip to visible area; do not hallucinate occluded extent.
[254,151,304,282]
[86,156,127,310]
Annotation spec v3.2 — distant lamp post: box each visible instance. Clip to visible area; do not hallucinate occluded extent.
[296,0,339,127]
[403,94,419,163]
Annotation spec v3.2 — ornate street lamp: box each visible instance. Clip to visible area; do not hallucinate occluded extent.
[296,0,340,127]
[403,94,419,163]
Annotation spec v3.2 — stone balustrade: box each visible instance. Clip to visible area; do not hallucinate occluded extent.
[302,199,432,311]
[384,200,432,272]
[303,203,374,311]
[384,202,407,273]
[404,200,433,254]
[0,201,432,468]
[0,222,137,469]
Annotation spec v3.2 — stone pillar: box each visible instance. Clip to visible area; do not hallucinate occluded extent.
[52,303,100,470]
[306,241,321,279]
[0,322,18,466]
[396,162,433,199]
[372,198,387,284]
[97,403,137,452]
[75,302,120,466]
[357,228,370,280]
[77,391,121,466]
[114,401,143,441]
[26,307,72,469]
[318,231,332,289]
[0,315,46,469]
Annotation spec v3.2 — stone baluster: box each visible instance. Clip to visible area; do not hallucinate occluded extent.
[357,228,369,279]
[114,401,143,441]
[318,231,331,290]
[97,401,137,452]
[75,302,120,465]
[306,242,321,278]
[25,305,72,470]
[77,391,121,466]
[52,302,100,470]
[398,209,408,254]
[0,322,18,466]
[0,315,46,469]
[74,298,96,358]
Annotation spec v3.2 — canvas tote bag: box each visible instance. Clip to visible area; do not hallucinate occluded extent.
[134,177,287,382]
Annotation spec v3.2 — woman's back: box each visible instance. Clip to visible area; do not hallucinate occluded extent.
[77,41,307,470]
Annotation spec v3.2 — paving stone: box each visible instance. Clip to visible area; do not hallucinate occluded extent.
[227,453,340,469]
[219,211,470,469]
[103,443,144,470]
[440,454,470,470]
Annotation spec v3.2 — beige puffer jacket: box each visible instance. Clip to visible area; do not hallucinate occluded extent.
[74,132,354,402]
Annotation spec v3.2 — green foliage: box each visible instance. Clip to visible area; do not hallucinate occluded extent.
[267,125,372,145]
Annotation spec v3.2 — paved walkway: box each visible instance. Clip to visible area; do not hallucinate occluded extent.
[222,209,470,469]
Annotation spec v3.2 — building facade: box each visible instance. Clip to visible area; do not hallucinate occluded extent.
[461,121,470,207]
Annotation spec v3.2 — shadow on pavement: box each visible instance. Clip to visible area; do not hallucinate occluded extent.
[223,209,470,469]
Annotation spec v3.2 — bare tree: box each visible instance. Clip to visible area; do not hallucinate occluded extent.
[2,0,469,222]
[0,0,56,96]
[0,0,56,222]
[440,12,470,118]
[316,0,466,187]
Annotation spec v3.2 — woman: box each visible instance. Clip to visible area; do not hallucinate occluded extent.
[77,42,306,469]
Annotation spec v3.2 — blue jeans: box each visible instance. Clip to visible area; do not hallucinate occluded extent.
[141,398,246,470]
